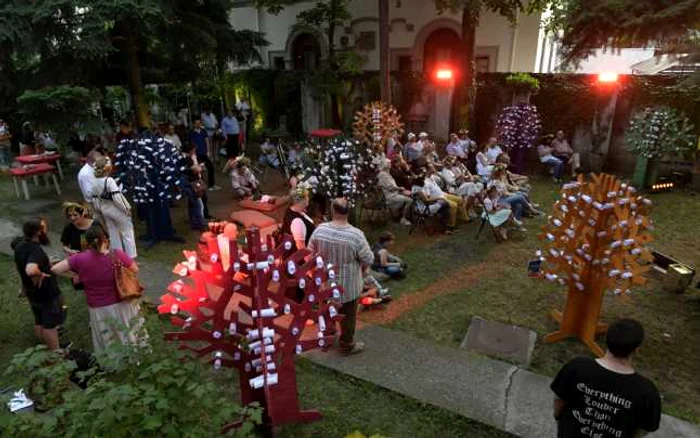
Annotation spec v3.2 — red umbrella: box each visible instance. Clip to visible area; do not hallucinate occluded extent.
[309,128,342,138]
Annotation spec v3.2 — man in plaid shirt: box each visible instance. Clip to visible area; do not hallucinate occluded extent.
[308,198,374,355]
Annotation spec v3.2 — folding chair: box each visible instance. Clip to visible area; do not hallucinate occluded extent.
[474,196,503,242]
[408,192,443,235]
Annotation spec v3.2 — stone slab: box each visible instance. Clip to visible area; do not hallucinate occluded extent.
[461,316,537,365]
[504,369,558,438]
[305,324,517,430]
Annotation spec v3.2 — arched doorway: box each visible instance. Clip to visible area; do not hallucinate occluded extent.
[291,33,321,70]
[422,28,464,79]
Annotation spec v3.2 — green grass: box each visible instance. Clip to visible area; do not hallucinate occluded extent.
[0,253,510,437]
[383,179,700,424]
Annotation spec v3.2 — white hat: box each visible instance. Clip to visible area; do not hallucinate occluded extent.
[419,132,428,138]
[407,132,416,139]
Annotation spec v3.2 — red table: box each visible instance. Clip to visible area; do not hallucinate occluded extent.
[15,153,64,179]
[9,163,61,200]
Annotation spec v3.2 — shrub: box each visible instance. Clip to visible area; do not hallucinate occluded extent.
[0,341,261,437]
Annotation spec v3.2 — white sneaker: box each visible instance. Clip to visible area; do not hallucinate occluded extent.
[209,186,221,191]
[513,218,523,227]
[400,218,411,226]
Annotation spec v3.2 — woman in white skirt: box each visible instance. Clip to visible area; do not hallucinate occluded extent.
[52,225,145,353]
[91,156,137,258]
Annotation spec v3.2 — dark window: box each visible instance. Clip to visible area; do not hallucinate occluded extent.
[398,56,412,72]
[476,56,490,73]
[356,31,376,51]
[273,56,285,70]
[292,33,321,70]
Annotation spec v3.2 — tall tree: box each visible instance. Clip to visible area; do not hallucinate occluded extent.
[0,0,266,128]
[434,0,549,130]
[378,0,391,104]
[258,0,352,127]
[548,0,700,69]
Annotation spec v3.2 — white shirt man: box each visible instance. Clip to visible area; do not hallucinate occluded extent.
[78,163,95,203]
[164,132,182,151]
[445,135,465,158]
[201,111,218,137]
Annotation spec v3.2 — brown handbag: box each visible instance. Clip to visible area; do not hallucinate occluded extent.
[110,252,144,300]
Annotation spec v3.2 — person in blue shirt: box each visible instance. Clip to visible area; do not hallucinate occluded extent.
[188,118,219,191]
[221,109,241,159]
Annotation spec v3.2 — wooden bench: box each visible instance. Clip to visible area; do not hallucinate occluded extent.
[9,163,61,200]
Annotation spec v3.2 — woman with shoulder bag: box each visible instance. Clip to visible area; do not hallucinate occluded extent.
[52,225,146,353]
[181,142,210,231]
[91,156,137,259]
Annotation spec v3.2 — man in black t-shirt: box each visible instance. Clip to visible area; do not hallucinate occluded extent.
[551,319,661,438]
[13,218,63,350]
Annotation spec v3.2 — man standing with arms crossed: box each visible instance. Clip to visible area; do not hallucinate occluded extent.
[308,198,374,355]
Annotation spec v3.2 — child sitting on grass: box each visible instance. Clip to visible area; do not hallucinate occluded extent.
[371,231,407,279]
[359,273,392,311]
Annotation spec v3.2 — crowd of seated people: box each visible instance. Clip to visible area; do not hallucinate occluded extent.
[362,130,552,239]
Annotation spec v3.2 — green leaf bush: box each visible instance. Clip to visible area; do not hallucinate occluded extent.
[0,329,261,437]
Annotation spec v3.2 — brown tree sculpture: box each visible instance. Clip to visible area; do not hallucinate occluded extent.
[537,173,654,357]
[352,101,404,151]
[158,226,344,433]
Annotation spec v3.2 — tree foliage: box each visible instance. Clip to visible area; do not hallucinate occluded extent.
[549,0,700,67]
[0,0,267,127]
[625,107,696,159]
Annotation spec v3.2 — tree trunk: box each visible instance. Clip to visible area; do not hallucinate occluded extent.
[122,24,149,129]
[378,0,391,104]
[327,0,342,128]
[453,8,477,133]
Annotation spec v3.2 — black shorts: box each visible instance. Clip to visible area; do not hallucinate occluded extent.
[30,296,65,329]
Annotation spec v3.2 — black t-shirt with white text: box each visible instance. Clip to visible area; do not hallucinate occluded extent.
[551,357,661,438]
[14,240,61,303]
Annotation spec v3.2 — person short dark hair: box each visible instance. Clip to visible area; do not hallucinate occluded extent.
[606,318,644,359]
[378,231,395,244]
[23,217,45,239]
[332,198,349,216]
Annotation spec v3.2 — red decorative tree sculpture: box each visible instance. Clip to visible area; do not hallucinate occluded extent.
[537,174,654,356]
[158,226,344,433]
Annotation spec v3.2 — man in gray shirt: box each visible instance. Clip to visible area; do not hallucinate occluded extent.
[308,198,374,355]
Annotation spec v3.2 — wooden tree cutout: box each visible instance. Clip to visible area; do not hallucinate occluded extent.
[352,101,404,151]
[537,173,654,357]
[158,226,344,433]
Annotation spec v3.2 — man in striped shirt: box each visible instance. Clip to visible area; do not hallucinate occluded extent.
[308,198,374,355]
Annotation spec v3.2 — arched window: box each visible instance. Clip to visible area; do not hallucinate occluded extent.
[291,33,321,71]
[423,28,464,78]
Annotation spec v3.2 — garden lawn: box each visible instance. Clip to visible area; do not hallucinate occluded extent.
[0,253,511,437]
[381,179,700,424]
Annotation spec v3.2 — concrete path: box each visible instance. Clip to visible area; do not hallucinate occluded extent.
[2,215,698,437]
[305,325,700,438]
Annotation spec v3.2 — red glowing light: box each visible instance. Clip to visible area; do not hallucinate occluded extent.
[598,72,619,83]
[435,69,454,81]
